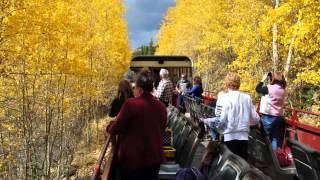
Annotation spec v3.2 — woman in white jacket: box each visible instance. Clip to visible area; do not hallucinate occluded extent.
[201,73,260,160]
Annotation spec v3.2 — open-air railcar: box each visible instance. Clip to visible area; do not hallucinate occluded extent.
[91,56,320,180]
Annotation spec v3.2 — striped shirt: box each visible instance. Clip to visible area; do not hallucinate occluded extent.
[156,79,174,104]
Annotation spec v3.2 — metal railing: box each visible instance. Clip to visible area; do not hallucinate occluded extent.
[90,136,112,180]
[183,95,215,120]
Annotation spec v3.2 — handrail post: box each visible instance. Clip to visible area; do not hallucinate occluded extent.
[290,108,298,140]
[292,109,298,122]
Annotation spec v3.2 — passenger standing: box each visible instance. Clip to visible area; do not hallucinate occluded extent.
[176,74,191,113]
[109,80,134,117]
[256,72,286,150]
[107,70,167,180]
[187,76,203,101]
[156,68,174,107]
[201,73,260,160]
[123,68,136,83]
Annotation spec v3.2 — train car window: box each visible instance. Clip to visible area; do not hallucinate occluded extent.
[130,56,193,88]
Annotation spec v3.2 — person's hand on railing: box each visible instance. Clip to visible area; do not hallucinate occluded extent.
[91,164,101,180]
[106,120,115,135]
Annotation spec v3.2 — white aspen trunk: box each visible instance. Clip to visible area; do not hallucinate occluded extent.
[21,57,30,180]
[46,74,55,180]
[205,50,209,92]
[46,131,51,179]
[58,76,67,179]
[95,96,99,143]
[57,34,69,179]
[272,23,279,71]
[272,0,280,71]
[284,36,295,78]
[284,15,301,78]
[45,75,52,180]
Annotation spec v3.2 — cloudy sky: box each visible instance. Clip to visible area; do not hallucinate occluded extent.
[124,0,175,49]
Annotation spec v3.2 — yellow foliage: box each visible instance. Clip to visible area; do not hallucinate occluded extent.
[296,70,320,85]
[157,0,320,95]
[157,0,268,93]
[72,117,111,177]
[0,0,130,178]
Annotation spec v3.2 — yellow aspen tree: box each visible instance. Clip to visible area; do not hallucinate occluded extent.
[0,0,130,178]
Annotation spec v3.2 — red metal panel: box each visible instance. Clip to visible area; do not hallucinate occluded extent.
[203,96,215,105]
[285,108,320,152]
[202,91,216,105]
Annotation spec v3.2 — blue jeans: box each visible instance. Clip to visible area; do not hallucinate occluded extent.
[261,115,284,150]
[208,128,219,140]
[177,94,186,112]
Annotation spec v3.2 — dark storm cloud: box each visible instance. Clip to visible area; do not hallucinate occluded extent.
[124,0,175,49]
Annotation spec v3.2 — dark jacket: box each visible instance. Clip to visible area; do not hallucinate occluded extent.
[107,92,167,171]
[255,82,268,95]
[109,98,125,117]
[109,95,134,117]
[188,84,203,99]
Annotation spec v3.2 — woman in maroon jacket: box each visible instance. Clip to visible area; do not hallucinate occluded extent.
[107,70,167,180]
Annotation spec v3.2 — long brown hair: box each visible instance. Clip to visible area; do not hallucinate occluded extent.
[271,72,286,89]
[193,76,202,87]
[117,80,134,100]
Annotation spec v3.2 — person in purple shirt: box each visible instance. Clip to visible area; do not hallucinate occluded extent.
[187,76,203,100]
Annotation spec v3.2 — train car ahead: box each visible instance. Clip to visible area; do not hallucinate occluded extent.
[129,55,193,88]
